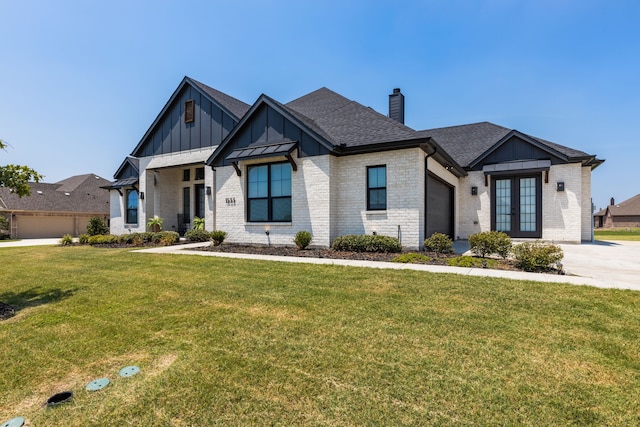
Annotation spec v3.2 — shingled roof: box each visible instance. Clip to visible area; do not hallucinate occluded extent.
[417,122,595,168]
[0,174,110,214]
[188,77,251,120]
[594,194,640,217]
[286,87,418,146]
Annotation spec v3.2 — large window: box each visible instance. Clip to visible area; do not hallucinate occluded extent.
[247,163,292,222]
[126,189,138,224]
[367,165,387,210]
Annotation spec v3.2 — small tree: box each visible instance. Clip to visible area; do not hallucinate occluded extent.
[147,216,164,232]
[87,216,109,236]
[1,139,44,197]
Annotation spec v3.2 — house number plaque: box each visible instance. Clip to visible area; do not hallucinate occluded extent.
[225,197,236,206]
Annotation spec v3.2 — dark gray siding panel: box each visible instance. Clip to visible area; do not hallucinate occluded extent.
[252,106,268,143]
[267,107,284,141]
[476,136,564,169]
[133,83,238,157]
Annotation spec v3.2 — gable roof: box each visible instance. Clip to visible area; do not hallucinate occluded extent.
[418,122,603,169]
[286,88,418,147]
[0,174,111,214]
[594,194,640,217]
[130,76,250,157]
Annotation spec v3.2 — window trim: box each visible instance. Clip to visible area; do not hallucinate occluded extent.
[125,188,139,225]
[246,161,292,223]
[367,165,387,211]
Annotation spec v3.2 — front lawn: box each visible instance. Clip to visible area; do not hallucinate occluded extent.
[595,227,640,241]
[1,246,639,426]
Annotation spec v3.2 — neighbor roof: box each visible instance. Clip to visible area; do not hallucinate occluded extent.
[0,174,111,214]
[594,194,640,217]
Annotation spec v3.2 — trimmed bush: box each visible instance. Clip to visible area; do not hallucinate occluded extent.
[87,216,109,236]
[293,231,313,250]
[391,253,432,264]
[447,256,496,269]
[210,230,227,246]
[424,232,454,254]
[468,231,512,258]
[185,229,212,242]
[331,234,402,253]
[59,234,73,246]
[78,234,89,244]
[512,241,564,272]
[87,234,119,245]
[157,231,180,246]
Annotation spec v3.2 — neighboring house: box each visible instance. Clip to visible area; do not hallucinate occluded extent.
[106,77,604,248]
[0,174,111,238]
[594,195,640,228]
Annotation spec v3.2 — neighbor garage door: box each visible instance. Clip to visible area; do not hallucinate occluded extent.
[16,215,75,239]
[426,173,454,238]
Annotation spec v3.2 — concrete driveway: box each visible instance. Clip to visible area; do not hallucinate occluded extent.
[559,240,640,291]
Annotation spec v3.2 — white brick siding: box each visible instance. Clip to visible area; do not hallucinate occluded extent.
[457,171,490,239]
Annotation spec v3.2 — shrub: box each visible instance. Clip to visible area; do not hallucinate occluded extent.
[447,256,496,269]
[331,234,402,253]
[0,215,9,232]
[210,230,227,246]
[87,234,119,245]
[391,253,432,264]
[192,217,205,230]
[87,216,109,236]
[293,231,313,250]
[468,231,512,258]
[78,234,89,244]
[512,241,564,272]
[185,229,211,242]
[59,234,73,246]
[424,232,454,254]
[157,231,180,246]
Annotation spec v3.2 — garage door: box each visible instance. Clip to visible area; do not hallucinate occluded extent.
[16,215,75,239]
[426,173,454,238]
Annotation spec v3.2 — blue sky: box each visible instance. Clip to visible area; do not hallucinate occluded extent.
[1,0,638,211]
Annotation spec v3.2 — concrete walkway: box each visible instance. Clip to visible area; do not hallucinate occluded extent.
[135,240,640,292]
[2,238,638,291]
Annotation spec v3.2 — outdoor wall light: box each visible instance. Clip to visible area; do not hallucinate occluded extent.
[139,192,144,200]
[206,186,212,195]
[265,230,270,236]
[471,186,478,196]
[556,182,565,192]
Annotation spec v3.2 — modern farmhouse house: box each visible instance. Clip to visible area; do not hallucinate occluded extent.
[105,77,603,248]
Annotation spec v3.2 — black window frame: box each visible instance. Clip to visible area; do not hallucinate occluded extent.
[126,188,139,224]
[246,162,292,223]
[367,165,387,211]
[195,167,205,180]
[182,169,190,182]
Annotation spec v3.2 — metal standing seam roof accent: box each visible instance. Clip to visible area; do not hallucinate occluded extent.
[226,141,297,162]
[101,177,139,189]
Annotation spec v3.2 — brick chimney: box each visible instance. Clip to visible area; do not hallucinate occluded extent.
[610,197,615,206]
[388,88,404,124]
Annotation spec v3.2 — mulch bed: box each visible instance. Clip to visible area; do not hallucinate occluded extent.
[0,302,16,320]
[197,244,521,271]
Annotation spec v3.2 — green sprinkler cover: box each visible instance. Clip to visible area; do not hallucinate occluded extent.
[119,365,140,377]
[1,417,25,427]
[86,377,110,391]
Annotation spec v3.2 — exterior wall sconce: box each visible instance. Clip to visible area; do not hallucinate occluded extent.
[471,186,478,196]
[139,192,144,199]
[206,186,212,195]
[265,230,270,236]
[557,182,565,192]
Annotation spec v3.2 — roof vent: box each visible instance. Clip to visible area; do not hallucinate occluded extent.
[65,192,71,196]
[388,88,404,124]
[36,190,43,195]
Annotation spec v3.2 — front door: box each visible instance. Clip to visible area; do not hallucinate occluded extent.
[492,175,542,238]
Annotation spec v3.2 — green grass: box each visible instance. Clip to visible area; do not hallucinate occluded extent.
[1,246,639,426]
[595,227,640,241]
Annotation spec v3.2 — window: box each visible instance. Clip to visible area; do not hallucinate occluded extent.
[247,163,292,222]
[195,167,205,180]
[182,187,190,222]
[184,99,195,123]
[367,165,386,210]
[195,184,205,219]
[183,169,190,182]
[126,189,138,224]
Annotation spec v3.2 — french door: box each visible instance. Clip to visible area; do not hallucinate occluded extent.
[492,175,542,238]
